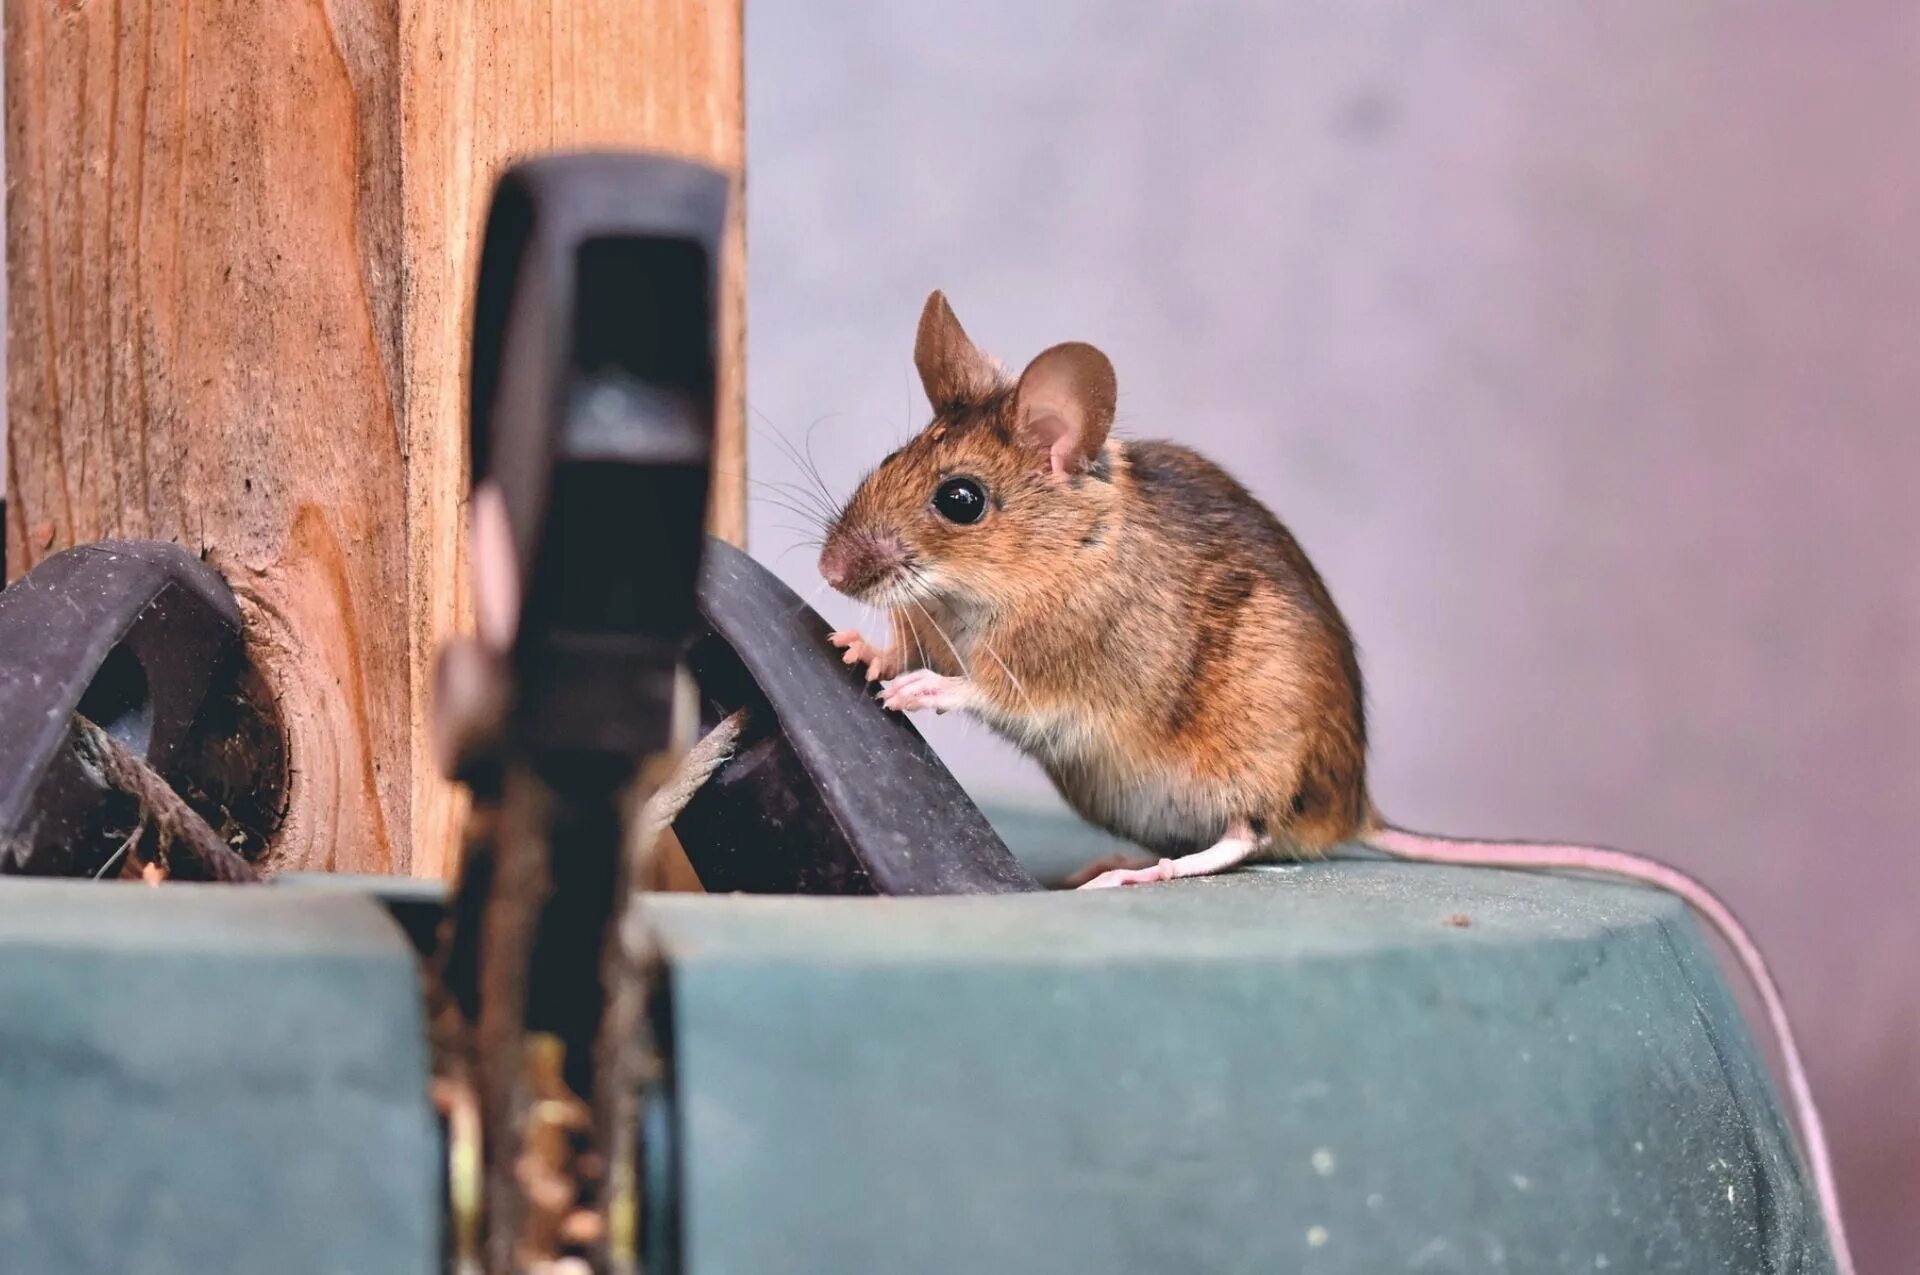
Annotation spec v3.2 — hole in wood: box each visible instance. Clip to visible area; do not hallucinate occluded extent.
[168,654,290,870]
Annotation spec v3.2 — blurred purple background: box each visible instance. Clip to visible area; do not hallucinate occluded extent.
[747,3,1919,1266]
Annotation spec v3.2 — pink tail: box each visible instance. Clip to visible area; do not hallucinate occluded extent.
[1364,823,1853,1275]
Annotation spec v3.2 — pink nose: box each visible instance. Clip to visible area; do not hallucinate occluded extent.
[819,540,855,589]
[819,532,903,593]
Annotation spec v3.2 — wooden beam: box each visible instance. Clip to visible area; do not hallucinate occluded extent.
[4,1,745,878]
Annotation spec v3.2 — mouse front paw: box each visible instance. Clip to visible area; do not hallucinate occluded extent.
[879,669,975,715]
[829,629,903,682]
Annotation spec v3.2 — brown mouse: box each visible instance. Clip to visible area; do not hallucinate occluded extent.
[816,290,1854,1273]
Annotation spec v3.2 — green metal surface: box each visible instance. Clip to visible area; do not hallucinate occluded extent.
[651,861,1832,1274]
[0,829,1833,1274]
[0,880,438,1275]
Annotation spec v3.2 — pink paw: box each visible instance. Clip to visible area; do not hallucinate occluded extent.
[1077,858,1177,890]
[829,629,901,682]
[1061,853,1158,889]
[879,669,974,715]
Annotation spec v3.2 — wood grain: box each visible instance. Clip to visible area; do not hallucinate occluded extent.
[5,0,744,878]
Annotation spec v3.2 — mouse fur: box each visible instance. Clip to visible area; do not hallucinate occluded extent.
[820,291,1367,858]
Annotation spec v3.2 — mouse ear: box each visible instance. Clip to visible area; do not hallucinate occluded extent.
[1014,342,1116,478]
[914,291,997,411]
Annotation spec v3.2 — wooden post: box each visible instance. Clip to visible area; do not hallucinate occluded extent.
[4,1,745,878]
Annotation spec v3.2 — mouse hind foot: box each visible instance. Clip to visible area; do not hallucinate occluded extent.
[1060,850,1158,888]
[1075,820,1267,890]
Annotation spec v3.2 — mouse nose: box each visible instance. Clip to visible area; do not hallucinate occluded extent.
[819,531,904,595]
[819,540,854,589]
[821,541,852,591]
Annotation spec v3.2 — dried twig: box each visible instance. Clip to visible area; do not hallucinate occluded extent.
[93,817,147,880]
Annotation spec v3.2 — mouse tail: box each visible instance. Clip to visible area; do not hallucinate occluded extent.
[1358,816,1853,1275]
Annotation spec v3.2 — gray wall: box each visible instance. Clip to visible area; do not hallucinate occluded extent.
[748,2,1920,1265]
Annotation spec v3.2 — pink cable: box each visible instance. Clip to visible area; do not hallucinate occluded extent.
[1365,825,1853,1275]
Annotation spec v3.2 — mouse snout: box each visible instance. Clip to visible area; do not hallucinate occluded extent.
[819,529,907,597]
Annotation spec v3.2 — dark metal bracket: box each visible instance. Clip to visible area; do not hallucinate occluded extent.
[0,541,256,876]
[676,538,1037,895]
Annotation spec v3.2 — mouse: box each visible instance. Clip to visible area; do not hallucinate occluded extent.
[815,290,1854,1273]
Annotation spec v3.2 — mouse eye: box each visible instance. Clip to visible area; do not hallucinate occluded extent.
[932,476,988,525]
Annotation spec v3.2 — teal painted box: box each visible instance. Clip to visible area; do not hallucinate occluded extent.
[0,822,1834,1274]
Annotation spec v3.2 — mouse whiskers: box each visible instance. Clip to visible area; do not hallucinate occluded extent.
[898,604,929,672]
[750,408,843,528]
[739,475,835,535]
[897,573,972,684]
[973,635,1041,722]
[902,571,1042,728]
[785,577,836,619]
[906,598,972,689]
[765,524,826,548]
[901,569,1042,722]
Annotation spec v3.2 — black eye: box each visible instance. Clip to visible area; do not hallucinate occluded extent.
[933,477,988,525]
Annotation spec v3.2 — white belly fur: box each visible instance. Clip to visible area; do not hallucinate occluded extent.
[1047,756,1234,852]
[960,655,1238,853]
